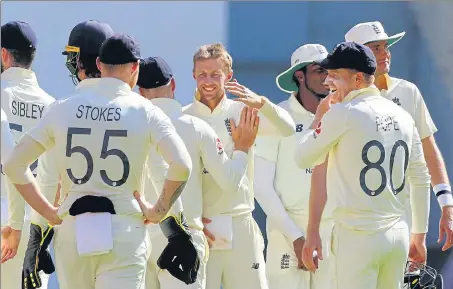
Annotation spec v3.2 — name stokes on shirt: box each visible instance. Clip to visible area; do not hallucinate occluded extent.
[11,100,45,119]
[76,105,121,122]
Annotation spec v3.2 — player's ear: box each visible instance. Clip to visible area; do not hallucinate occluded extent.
[1,48,7,64]
[170,78,176,92]
[294,70,304,83]
[138,86,145,97]
[96,57,101,72]
[131,61,139,73]
[226,69,233,82]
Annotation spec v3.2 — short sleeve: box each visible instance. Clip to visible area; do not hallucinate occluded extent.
[413,86,437,139]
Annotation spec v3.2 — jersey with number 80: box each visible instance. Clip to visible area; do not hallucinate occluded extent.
[296,89,430,233]
[26,85,176,217]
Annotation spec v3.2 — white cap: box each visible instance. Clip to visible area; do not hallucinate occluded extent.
[276,44,328,93]
[345,21,405,47]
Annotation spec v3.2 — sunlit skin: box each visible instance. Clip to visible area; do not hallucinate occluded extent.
[323,68,363,102]
[365,40,391,90]
[193,57,232,111]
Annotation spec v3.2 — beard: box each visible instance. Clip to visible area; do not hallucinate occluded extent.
[1,63,4,73]
[304,81,329,99]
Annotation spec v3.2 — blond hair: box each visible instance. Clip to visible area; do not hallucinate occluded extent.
[193,43,233,73]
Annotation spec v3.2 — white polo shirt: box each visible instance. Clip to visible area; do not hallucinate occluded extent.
[183,90,295,217]
[295,87,430,234]
[381,75,437,139]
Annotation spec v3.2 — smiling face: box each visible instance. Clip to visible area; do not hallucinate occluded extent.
[323,68,359,101]
[365,40,391,76]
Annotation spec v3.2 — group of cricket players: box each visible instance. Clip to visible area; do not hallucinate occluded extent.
[0,17,452,289]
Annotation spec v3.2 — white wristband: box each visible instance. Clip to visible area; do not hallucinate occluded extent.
[433,184,453,208]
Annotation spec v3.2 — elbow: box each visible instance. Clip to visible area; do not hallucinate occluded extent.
[280,121,296,137]
[168,158,192,182]
[3,159,16,181]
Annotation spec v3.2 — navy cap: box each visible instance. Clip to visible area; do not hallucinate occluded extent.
[63,20,114,55]
[315,42,376,75]
[137,57,173,89]
[99,33,140,65]
[1,21,37,50]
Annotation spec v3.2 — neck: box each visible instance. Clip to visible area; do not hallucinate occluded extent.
[374,74,388,91]
[200,91,224,112]
[297,90,319,114]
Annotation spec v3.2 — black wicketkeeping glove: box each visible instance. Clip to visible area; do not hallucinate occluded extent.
[157,213,200,285]
[22,223,55,289]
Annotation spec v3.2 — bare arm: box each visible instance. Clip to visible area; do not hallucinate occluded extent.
[422,136,450,187]
[149,133,192,221]
[307,160,328,233]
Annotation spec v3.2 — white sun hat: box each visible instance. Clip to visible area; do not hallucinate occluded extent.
[276,44,328,93]
[345,21,405,48]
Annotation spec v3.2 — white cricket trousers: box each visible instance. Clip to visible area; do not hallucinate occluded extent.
[146,228,209,289]
[266,214,333,289]
[330,221,409,289]
[53,214,150,289]
[205,213,268,289]
[0,219,49,289]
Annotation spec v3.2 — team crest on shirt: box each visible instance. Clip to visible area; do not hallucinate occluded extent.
[216,138,224,155]
[224,118,232,135]
[392,97,401,106]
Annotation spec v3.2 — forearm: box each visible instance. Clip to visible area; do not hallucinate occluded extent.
[421,136,453,207]
[259,98,296,137]
[254,157,302,241]
[422,136,450,186]
[307,160,328,232]
[209,151,248,194]
[153,180,187,220]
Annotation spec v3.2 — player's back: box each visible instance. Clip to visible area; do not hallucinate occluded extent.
[33,78,171,217]
[1,67,55,207]
[328,94,416,232]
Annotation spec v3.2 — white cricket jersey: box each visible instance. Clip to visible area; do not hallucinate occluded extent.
[1,109,17,226]
[1,67,57,229]
[255,93,334,218]
[26,78,177,218]
[295,87,430,233]
[381,75,437,139]
[183,90,295,217]
[145,98,249,230]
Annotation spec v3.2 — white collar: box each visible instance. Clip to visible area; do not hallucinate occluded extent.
[1,67,38,85]
[192,89,228,116]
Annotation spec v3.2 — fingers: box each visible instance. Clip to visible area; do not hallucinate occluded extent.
[249,107,257,129]
[133,191,150,217]
[442,230,453,251]
[1,246,8,263]
[302,246,316,272]
[239,107,247,127]
[254,115,260,132]
[316,245,323,261]
[202,217,211,224]
[438,225,445,244]
[203,228,215,242]
[229,118,237,135]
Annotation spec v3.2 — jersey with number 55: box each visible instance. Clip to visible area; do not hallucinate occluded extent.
[26,78,177,218]
[295,87,430,234]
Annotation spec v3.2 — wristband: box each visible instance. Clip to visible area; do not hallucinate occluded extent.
[433,184,453,208]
